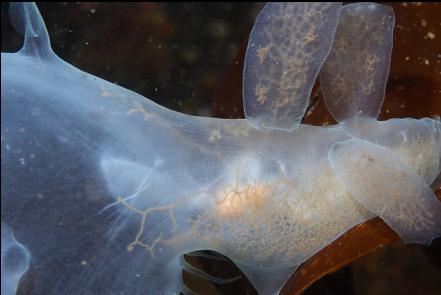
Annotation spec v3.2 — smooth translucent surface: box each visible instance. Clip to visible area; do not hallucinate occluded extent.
[329,138,441,244]
[1,223,30,295]
[1,3,440,295]
[243,3,342,132]
[320,3,394,123]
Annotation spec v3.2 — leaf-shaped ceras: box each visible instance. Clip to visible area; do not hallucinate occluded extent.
[243,3,342,132]
[1,2,440,295]
[320,3,394,122]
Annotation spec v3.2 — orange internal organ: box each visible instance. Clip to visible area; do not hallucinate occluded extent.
[215,183,269,217]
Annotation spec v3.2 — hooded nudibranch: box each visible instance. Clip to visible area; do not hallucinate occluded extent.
[1,2,440,295]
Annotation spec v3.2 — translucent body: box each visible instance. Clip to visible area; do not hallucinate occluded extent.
[1,223,30,295]
[1,2,440,295]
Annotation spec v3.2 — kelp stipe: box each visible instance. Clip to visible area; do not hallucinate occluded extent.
[2,2,440,295]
